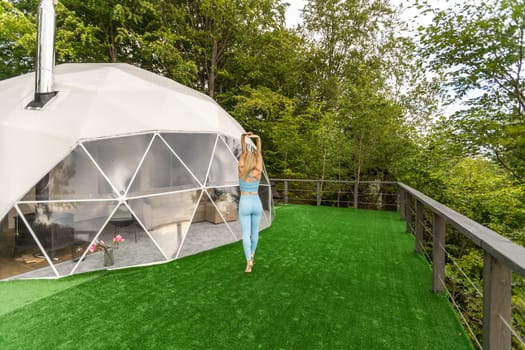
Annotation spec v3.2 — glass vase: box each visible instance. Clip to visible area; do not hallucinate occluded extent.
[103,248,114,267]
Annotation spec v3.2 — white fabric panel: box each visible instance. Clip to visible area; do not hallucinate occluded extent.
[0,126,74,220]
[0,63,244,221]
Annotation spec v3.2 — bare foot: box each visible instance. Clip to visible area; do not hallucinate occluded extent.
[245,260,253,273]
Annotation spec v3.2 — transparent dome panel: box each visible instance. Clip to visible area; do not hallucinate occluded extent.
[206,137,239,187]
[160,133,217,185]
[127,190,200,260]
[178,189,239,258]
[207,187,241,240]
[258,185,271,212]
[21,145,116,201]
[16,201,118,277]
[0,208,56,279]
[260,164,270,185]
[207,186,240,218]
[128,136,201,196]
[74,203,167,273]
[83,133,153,196]
[221,135,242,159]
[258,185,272,230]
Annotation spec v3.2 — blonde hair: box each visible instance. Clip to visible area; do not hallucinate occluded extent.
[241,151,257,179]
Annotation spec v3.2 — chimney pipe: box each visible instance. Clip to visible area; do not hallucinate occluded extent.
[26,0,58,110]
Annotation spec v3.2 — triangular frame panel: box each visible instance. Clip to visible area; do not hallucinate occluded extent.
[177,189,238,259]
[205,137,239,187]
[221,135,242,159]
[83,133,154,196]
[80,203,167,272]
[221,134,269,185]
[20,145,116,201]
[128,135,201,197]
[127,190,201,260]
[17,201,120,277]
[257,185,272,231]
[10,205,58,278]
[161,133,217,185]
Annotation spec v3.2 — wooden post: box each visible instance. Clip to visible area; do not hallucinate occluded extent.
[353,181,359,209]
[316,181,321,206]
[283,180,288,204]
[415,200,424,253]
[399,188,406,220]
[482,254,512,350]
[405,193,412,234]
[432,213,446,293]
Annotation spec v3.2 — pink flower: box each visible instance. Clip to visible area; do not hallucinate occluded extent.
[113,235,125,244]
[88,236,125,255]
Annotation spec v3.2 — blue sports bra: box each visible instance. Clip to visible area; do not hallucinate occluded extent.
[239,172,260,192]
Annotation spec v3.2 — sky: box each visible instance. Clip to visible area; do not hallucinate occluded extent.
[284,0,460,30]
[284,0,307,28]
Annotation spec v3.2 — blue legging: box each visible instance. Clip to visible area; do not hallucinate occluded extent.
[239,195,263,261]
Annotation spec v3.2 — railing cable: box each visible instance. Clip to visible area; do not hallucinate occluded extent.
[439,243,483,298]
[418,240,433,265]
[499,314,525,348]
[438,275,483,350]
[414,218,433,263]
[439,242,485,349]
[438,240,525,349]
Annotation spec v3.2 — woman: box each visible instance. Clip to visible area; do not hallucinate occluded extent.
[238,132,263,273]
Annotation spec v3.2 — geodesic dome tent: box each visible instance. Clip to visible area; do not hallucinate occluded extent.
[0,63,273,280]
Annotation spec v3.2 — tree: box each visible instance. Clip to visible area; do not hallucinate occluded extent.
[179,0,287,98]
[0,1,36,79]
[218,27,312,102]
[302,0,404,107]
[417,0,525,181]
[297,0,417,184]
[57,0,199,84]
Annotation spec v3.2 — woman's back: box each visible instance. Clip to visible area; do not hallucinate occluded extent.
[239,175,259,192]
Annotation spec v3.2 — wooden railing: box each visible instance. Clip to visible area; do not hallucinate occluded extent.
[270,179,525,350]
[269,178,398,210]
[398,182,525,350]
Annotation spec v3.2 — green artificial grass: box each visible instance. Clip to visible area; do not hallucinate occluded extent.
[0,205,473,349]
[0,271,104,316]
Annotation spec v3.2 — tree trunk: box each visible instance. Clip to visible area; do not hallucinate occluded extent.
[354,138,363,209]
[209,38,218,98]
[108,24,117,63]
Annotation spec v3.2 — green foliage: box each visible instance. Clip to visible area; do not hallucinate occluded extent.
[54,2,108,63]
[514,281,525,350]
[176,0,286,97]
[417,0,525,181]
[445,249,484,342]
[441,158,525,230]
[0,1,35,79]
[403,131,525,345]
